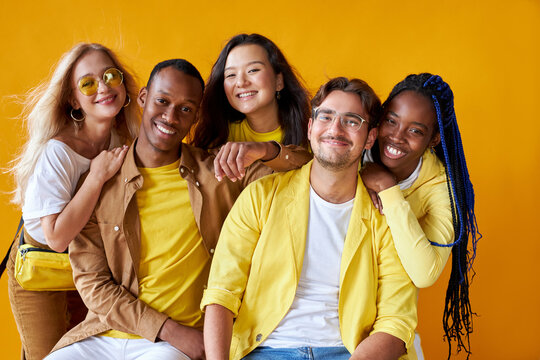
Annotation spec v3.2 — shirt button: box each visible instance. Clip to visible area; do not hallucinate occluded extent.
[285,154,289,160]
[191,169,194,173]
[256,333,262,342]
[195,181,200,187]
[124,178,128,183]
[209,248,215,254]
[114,226,119,231]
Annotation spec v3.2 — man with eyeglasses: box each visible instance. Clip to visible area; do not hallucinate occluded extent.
[44,59,310,360]
[202,77,418,360]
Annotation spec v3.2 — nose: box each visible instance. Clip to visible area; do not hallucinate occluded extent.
[388,125,405,142]
[161,106,177,123]
[96,78,109,93]
[326,115,346,135]
[235,72,249,88]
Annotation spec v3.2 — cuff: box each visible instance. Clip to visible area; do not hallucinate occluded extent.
[200,288,242,317]
[378,185,405,206]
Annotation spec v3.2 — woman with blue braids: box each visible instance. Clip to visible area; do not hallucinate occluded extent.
[361,73,480,359]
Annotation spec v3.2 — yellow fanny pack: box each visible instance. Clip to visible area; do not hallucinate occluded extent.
[13,219,76,292]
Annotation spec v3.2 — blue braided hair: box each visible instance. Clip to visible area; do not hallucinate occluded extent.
[383,73,481,359]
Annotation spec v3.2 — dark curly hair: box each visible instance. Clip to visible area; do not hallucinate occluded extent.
[191,33,310,149]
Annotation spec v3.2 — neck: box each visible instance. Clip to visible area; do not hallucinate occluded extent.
[245,101,280,133]
[134,140,181,169]
[76,120,113,157]
[309,160,359,204]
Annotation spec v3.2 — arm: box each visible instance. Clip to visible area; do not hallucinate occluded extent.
[378,182,453,288]
[204,304,234,360]
[366,216,418,356]
[69,210,169,341]
[214,141,312,182]
[41,146,128,252]
[200,181,265,355]
[351,332,406,360]
[158,319,205,360]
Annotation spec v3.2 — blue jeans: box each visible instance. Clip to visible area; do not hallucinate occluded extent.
[242,346,350,360]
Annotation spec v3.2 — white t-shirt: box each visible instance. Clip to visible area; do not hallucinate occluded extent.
[22,140,92,244]
[261,187,353,348]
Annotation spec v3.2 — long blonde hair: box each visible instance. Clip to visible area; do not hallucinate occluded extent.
[9,43,140,206]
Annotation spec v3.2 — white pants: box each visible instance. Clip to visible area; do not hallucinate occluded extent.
[45,336,190,360]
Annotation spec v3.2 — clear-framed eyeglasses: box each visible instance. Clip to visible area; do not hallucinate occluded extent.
[312,107,368,132]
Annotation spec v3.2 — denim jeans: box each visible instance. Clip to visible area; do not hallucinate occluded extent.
[243,346,350,360]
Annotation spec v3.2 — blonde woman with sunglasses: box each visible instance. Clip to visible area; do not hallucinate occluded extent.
[6,43,139,360]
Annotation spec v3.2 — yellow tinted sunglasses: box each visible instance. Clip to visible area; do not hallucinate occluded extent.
[77,68,124,96]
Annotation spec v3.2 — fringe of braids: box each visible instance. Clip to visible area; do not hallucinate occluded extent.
[383,73,482,359]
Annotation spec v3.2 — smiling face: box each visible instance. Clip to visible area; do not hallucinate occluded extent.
[70,50,126,124]
[308,90,377,171]
[378,90,440,181]
[223,44,283,119]
[136,66,203,167]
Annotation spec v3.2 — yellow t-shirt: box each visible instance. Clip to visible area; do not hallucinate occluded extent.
[102,159,209,339]
[228,119,283,143]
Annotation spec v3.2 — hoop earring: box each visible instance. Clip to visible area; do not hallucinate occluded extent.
[70,108,85,122]
[276,90,281,100]
[123,94,131,108]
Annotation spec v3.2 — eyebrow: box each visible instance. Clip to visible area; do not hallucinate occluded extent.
[156,90,199,105]
[224,60,266,72]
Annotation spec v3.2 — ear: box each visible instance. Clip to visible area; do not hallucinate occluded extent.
[307,117,313,142]
[276,73,284,92]
[430,133,441,148]
[137,87,148,108]
[69,96,80,110]
[364,127,378,150]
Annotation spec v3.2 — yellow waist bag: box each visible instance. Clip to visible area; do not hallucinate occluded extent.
[13,219,75,291]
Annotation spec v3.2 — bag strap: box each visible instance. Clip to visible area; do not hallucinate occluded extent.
[0,217,24,278]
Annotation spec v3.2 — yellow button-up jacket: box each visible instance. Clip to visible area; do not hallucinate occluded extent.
[201,161,418,360]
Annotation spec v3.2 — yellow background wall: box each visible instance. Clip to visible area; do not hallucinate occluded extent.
[1,0,538,358]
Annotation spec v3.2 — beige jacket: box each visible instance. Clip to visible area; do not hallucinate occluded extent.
[53,141,310,351]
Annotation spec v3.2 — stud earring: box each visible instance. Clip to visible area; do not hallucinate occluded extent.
[276,90,281,100]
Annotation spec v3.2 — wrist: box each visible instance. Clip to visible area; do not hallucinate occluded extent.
[262,141,280,161]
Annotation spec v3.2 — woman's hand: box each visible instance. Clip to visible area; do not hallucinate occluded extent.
[214,141,279,182]
[360,162,397,214]
[88,145,129,185]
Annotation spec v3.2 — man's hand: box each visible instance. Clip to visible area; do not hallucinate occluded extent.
[158,319,205,360]
[214,141,279,182]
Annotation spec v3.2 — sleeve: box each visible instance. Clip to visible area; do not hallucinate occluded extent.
[69,212,169,341]
[262,142,312,172]
[378,183,454,288]
[370,217,418,349]
[200,180,264,316]
[23,143,85,219]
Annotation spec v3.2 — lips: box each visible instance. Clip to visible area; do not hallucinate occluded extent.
[319,135,352,147]
[236,91,257,99]
[154,121,176,136]
[95,94,116,105]
[382,143,407,160]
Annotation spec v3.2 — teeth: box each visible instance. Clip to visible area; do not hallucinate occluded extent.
[156,123,175,135]
[387,145,402,156]
[238,91,257,98]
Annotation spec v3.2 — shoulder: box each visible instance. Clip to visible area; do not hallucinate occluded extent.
[37,140,89,172]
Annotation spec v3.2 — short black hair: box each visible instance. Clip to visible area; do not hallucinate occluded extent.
[146,59,205,92]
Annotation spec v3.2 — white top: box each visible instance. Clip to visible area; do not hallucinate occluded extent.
[363,149,422,190]
[22,140,92,244]
[261,187,353,348]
